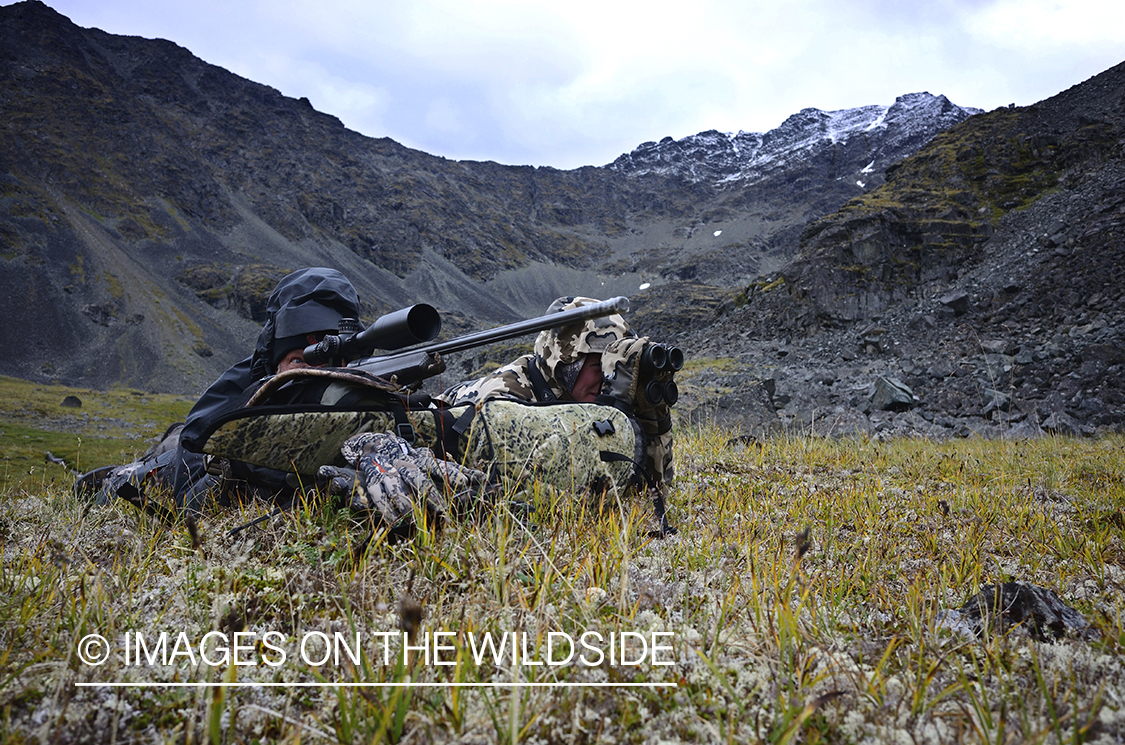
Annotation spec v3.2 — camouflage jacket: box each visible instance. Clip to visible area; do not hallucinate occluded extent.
[437,354,564,407]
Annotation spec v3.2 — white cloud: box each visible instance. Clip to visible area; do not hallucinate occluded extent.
[966,0,1125,47]
[423,98,466,136]
[25,0,1125,168]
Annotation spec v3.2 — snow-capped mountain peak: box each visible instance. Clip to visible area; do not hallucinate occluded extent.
[608,93,983,188]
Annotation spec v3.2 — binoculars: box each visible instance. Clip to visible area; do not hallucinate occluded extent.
[640,343,683,406]
[645,378,679,406]
[640,343,684,376]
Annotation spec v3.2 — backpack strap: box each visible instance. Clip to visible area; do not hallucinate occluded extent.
[527,356,558,402]
[388,397,416,444]
[331,385,417,443]
[245,367,399,407]
[429,405,476,461]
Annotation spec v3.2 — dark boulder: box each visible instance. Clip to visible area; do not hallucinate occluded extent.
[939,291,972,316]
[938,582,1097,642]
[865,376,917,413]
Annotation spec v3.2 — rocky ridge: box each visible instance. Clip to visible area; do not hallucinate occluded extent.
[685,61,1125,439]
[610,93,981,189]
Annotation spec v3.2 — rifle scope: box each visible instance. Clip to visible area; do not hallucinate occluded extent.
[302,303,441,366]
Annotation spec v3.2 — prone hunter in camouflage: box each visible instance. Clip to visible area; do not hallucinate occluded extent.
[438,296,677,495]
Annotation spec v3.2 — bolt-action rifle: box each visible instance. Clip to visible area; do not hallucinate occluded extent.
[302,296,634,387]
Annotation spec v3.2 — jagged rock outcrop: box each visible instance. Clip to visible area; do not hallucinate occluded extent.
[778,62,1125,327]
[610,93,981,189]
[688,89,1125,438]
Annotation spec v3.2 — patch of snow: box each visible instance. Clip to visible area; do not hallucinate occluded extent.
[856,180,866,188]
[861,160,875,174]
[639,282,651,291]
[713,230,722,237]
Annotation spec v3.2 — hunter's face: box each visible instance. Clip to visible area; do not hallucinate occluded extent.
[571,354,603,402]
[277,349,311,373]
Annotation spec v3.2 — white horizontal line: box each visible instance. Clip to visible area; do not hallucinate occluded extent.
[76,681,676,689]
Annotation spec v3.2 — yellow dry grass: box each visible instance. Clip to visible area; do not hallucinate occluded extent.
[1,428,1122,743]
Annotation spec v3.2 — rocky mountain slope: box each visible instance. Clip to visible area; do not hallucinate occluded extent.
[2,0,981,395]
[687,62,1125,438]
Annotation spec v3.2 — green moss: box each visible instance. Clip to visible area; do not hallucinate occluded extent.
[102,271,124,300]
[758,276,785,293]
[170,306,203,341]
[69,255,85,284]
[797,102,1120,306]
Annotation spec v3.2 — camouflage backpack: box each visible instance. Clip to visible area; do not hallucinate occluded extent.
[196,368,645,502]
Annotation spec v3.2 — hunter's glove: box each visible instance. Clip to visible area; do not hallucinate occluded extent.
[323,432,488,527]
[393,440,491,517]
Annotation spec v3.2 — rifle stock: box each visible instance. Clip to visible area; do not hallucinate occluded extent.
[350,296,630,386]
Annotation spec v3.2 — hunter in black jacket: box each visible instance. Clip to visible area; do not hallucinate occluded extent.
[172,267,361,513]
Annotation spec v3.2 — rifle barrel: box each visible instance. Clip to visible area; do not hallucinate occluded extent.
[350,296,630,374]
[423,296,630,357]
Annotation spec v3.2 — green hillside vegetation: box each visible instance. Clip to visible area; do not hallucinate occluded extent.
[0,376,194,492]
[1,407,1122,742]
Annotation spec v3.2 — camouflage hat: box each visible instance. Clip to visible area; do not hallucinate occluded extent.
[534,296,634,379]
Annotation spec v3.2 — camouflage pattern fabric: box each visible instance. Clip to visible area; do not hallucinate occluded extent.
[440,338,676,492]
[463,399,641,497]
[437,354,542,407]
[438,296,634,407]
[322,432,487,527]
[534,296,634,381]
[201,399,639,499]
[600,337,675,489]
[203,408,438,476]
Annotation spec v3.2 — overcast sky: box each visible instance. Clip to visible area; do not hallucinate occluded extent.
[22,0,1125,169]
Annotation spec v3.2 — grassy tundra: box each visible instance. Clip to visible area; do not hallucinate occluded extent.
[1,375,1123,743]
